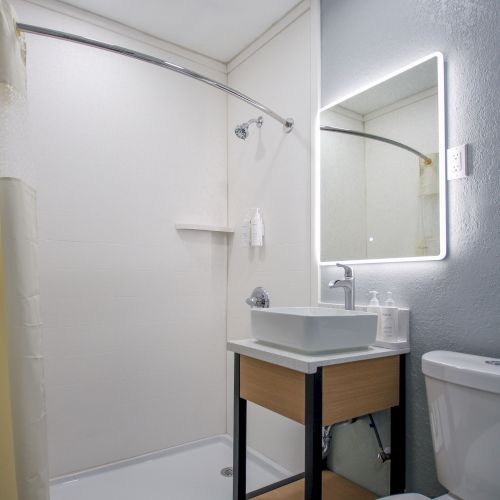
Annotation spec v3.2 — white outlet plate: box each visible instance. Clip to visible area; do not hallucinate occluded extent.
[447,144,468,180]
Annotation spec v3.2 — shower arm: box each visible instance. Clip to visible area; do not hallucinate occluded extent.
[16,23,294,133]
[320,126,432,164]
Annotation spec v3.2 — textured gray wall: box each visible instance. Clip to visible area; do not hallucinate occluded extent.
[320,0,500,496]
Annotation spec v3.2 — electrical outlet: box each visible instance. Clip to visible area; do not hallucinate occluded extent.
[447,144,468,180]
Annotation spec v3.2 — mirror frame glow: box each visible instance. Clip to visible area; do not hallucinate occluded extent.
[315,52,446,265]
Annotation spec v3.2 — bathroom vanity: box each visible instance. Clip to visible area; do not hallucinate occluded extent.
[228,340,409,499]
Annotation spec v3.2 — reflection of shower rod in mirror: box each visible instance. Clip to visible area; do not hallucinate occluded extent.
[320,126,432,164]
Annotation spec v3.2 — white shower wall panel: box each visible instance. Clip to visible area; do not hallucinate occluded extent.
[13,0,228,477]
[227,10,313,474]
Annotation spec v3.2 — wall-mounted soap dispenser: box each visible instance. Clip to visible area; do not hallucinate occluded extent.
[241,208,265,248]
[241,211,251,247]
[250,208,264,247]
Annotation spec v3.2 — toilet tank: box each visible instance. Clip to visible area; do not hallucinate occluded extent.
[422,351,500,500]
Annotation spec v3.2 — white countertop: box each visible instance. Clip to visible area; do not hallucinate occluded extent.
[227,339,409,374]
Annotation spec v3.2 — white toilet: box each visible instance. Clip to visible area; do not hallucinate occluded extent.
[380,350,500,500]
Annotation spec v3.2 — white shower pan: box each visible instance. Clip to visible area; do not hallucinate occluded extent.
[50,435,289,500]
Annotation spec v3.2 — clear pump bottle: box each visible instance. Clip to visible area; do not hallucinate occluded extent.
[366,291,381,339]
[380,292,398,341]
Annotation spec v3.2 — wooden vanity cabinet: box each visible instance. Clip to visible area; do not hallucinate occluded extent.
[233,353,406,500]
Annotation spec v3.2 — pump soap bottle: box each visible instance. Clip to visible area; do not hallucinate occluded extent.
[366,291,381,340]
[250,208,264,247]
[380,292,398,341]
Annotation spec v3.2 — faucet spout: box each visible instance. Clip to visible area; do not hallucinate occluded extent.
[328,264,355,310]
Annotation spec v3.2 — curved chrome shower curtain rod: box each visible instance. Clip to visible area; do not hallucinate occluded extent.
[17,23,294,133]
[320,126,432,164]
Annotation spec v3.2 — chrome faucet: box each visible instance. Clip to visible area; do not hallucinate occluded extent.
[328,263,355,310]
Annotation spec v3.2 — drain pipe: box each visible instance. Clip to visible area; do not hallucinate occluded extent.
[368,414,391,463]
[322,419,358,461]
[322,425,334,459]
[322,416,390,465]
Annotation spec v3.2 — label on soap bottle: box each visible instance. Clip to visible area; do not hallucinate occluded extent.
[380,308,398,340]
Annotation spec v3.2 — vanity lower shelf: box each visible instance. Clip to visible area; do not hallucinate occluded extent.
[252,471,375,499]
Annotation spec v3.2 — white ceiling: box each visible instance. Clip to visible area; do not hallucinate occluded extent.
[59,0,303,62]
[339,58,438,116]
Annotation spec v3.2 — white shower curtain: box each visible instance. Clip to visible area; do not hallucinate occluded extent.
[0,1,49,500]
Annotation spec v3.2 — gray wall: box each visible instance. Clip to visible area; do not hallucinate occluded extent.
[320,0,500,496]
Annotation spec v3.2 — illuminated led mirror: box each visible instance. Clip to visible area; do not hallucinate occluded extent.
[319,53,446,264]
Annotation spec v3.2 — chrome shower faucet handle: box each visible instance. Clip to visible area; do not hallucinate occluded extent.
[245,287,270,308]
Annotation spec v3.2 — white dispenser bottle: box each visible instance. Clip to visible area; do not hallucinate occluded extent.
[366,291,381,339]
[380,292,398,341]
[250,208,264,247]
[241,211,251,248]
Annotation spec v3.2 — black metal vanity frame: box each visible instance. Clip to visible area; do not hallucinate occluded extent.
[232,353,406,500]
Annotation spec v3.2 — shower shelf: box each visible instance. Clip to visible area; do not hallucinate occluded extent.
[175,223,234,233]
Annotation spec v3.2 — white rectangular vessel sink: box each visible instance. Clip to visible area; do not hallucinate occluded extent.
[251,307,378,353]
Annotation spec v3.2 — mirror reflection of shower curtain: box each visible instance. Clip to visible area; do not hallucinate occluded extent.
[0,1,49,500]
[417,154,440,256]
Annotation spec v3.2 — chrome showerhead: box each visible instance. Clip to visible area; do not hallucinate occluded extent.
[234,116,263,140]
[235,124,249,140]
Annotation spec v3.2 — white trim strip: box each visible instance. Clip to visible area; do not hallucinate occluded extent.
[227,0,310,74]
